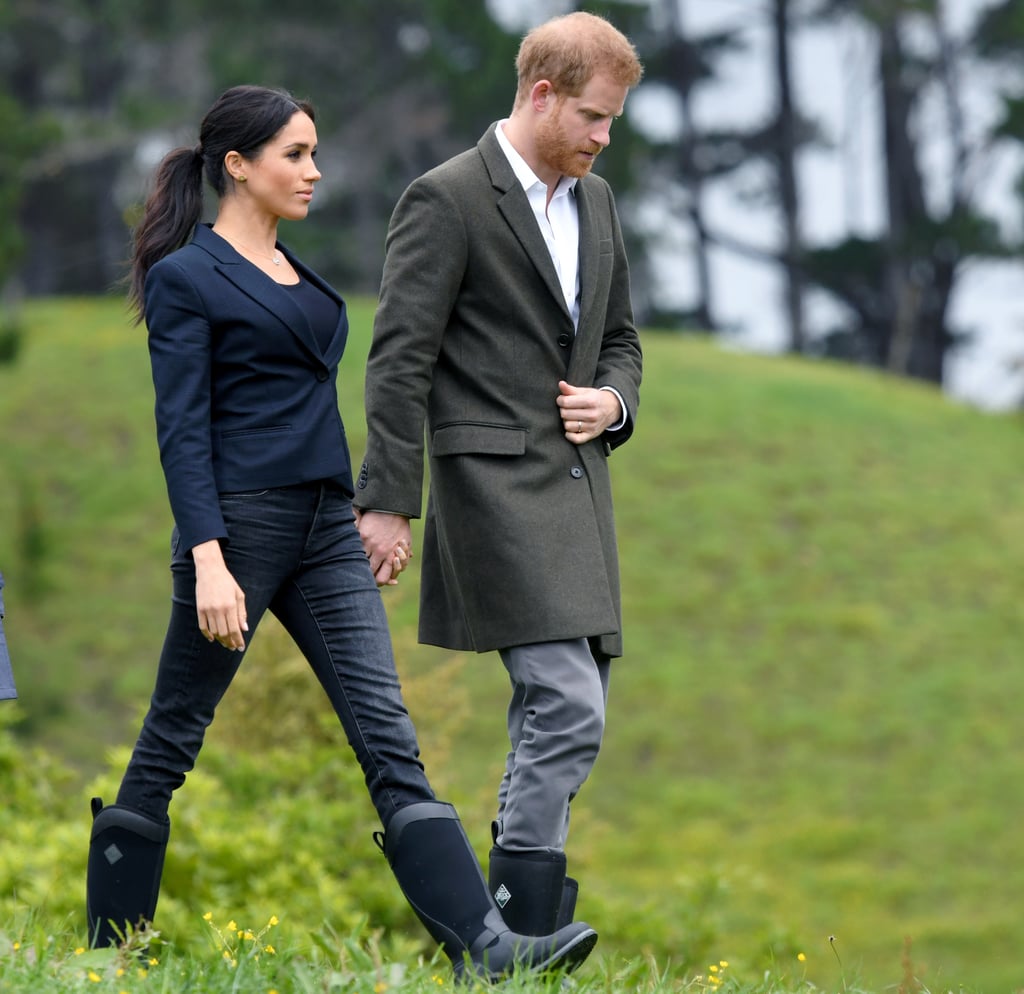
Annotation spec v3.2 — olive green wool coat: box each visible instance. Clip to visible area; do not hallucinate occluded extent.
[356,124,642,658]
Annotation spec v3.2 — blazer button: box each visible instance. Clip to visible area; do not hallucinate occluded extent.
[557,333,571,348]
[316,369,329,382]
[570,466,584,479]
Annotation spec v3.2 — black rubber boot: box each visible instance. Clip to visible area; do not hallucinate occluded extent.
[488,847,566,935]
[377,802,597,981]
[86,797,169,948]
[557,876,579,929]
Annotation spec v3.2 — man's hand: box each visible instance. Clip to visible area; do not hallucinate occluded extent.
[557,380,621,444]
[356,509,414,586]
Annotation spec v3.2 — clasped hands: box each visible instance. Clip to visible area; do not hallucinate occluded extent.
[356,509,413,587]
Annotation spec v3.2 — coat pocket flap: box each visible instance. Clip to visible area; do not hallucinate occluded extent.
[431,422,527,457]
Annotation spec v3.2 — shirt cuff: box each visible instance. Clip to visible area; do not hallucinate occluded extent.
[600,386,628,431]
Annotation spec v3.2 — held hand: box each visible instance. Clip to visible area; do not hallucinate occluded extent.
[192,539,248,651]
[557,380,621,445]
[356,509,414,587]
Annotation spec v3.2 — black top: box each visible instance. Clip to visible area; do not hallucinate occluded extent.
[283,276,342,354]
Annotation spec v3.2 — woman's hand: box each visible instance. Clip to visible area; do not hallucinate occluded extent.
[191,539,248,650]
[355,509,413,587]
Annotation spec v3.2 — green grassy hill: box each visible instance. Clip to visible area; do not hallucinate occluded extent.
[2,297,1023,992]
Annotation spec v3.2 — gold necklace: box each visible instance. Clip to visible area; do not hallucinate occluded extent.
[224,235,282,266]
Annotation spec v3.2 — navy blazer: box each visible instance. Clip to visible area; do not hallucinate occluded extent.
[144,224,353,553]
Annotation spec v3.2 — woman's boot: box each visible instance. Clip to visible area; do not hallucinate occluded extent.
[377,801,597,981]
[86,797,169,948]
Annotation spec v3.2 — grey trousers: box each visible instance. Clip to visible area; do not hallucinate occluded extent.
[0,573,16,701]
[494,638,610,852]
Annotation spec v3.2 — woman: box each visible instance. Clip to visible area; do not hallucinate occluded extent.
[0,572,15,701]
[85,85,597,982]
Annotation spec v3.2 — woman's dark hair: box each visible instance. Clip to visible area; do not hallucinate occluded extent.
[128,85,315,321]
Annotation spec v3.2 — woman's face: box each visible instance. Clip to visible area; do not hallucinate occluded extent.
[238,110,320,221]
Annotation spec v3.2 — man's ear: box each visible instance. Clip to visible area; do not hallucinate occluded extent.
[530,79,556,113]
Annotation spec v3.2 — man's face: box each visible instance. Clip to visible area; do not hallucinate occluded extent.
[535,72,629,181]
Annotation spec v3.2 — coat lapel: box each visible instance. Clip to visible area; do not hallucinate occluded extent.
[479,127,572,322]
[575,180,600,334]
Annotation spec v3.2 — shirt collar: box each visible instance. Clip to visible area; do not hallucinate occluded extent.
[496,120,578,200]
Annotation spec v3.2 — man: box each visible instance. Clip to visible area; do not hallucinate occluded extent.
[0,572,16,701]
[356,11,643,939]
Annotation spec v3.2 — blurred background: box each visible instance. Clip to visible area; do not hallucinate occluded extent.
[4,0,1024,408]
[3,2,1024,991]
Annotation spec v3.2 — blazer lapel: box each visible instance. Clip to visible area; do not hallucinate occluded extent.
[479,127,572,322]
[192,225,331,364]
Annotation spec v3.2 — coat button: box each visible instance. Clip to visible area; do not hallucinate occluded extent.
[557,333,571,348]
[316,368,329,382]
[570,466,584,479]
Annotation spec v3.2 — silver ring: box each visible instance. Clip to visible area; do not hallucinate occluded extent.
[576,420,583,434]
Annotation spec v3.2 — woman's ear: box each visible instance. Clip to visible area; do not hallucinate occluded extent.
[223,150,246,183]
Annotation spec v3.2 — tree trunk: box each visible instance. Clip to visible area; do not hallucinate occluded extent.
[670,0,717,331]
[772,0,806,353]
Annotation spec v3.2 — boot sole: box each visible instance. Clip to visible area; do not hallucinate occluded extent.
[536,927,598,975]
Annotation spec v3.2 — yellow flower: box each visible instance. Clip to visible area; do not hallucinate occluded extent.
[116,967,125,977]
[227,920,237,931]
[13,942,20,951]
[719,961,729,968]
[204,912,214,921]
[87,970,102,982]
[268,915,279,927]
[137,968,148,979]
[375,983,387,993]
[264,945,276,954]
[74,947,85,956]
[709,965,719,973]
[432,976,445,985]
[798,952,807,962]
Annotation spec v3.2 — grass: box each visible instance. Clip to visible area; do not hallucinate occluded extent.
[0,914,819,994]
[2,296,1024,992]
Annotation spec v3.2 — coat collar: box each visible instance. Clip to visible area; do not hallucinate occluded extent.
[479,125,572,324]
[477,125,600,333]
[190,224,346,366]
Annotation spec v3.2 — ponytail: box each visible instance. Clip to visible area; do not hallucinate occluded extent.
[127,145,205,323]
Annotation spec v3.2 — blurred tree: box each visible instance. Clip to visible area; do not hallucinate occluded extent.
[583,0,750,331]
[801,0,1012,383]
[0,0,522,296]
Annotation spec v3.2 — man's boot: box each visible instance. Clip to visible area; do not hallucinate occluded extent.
[86,797,169,948]
[557,875,579,929]
[488,847,566,935]
[377,801,597,981]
